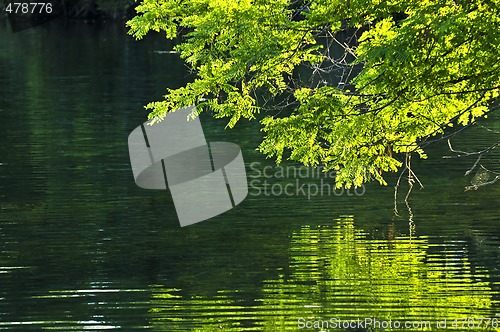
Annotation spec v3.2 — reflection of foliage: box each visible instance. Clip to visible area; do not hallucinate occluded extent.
[148,219,498,331]
[275,219,493,323]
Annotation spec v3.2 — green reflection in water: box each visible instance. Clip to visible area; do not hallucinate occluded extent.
[149,219,499,331]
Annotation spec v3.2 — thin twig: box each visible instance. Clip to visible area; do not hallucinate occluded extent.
[465,175,500,191]
[444,139,499,158]
[393,165,406,216]
[394,153,424,216]
[464,154,482,176]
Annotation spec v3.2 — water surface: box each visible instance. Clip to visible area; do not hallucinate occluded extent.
[0,20,499,331]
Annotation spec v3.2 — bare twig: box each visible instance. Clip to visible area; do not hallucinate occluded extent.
[477,123,500,134]
[465,175,500,191]
[444,139,499,190]
[464,154,482,176]
[394,166,406,216]
[444,139,499,158]
[394,153,424,216]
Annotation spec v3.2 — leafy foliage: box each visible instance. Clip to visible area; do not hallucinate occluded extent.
[127,0,500,188]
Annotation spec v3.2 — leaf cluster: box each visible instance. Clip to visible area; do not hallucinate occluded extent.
[127,0,500,188]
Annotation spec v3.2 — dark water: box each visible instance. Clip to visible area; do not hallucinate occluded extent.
[0,20,499,331]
